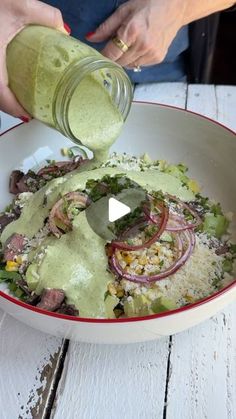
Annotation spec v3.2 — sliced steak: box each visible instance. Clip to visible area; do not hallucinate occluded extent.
[25,293,41,306]
[37,159,85,178]
[215,243,229,255]
[36,289,65,311]
[9,170,24,194]
[16,174,33,193]
[12,205,22,218]
[0,203,22,234]
[0,214,14,233]
[4,233,27,261]
[56,303,79,316]
[13,171,42,194]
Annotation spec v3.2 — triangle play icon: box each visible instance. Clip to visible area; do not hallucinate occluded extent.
[108,197,131,222]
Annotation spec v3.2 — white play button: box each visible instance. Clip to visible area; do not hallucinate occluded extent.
[85,176,149,240]
[108,197,131,222]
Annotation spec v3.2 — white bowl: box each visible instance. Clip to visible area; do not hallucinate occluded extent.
[0,102,236,344]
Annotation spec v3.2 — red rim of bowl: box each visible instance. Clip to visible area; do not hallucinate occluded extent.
[0,101,236,324]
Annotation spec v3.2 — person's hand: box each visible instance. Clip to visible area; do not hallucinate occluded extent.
[0,0,66,120]
[86,0,187,69]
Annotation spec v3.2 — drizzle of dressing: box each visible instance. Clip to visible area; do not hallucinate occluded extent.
[7,25,124,166]
[1,168,194,318]
[68,74,123,165]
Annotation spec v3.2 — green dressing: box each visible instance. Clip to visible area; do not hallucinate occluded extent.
[1,168,194,318]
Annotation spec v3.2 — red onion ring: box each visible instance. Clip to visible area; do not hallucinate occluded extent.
[49,192,91,237]
[144,195,202,231]
[110,229,195,283]
[166,194,202,230]
[142,197,165,224]
[112,202,169,251]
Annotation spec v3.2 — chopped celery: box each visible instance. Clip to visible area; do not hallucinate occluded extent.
[104,294,119,318]
[151,297,177,313]
[202,214,229,238]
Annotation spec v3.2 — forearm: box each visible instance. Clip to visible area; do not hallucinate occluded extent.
[183,0,235,25]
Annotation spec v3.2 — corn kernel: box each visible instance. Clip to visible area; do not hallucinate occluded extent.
[152,256,160,264]
[6,260,19,272]
[116,252,122,261]
[16,256,23,264]
[185,294,194,303]
[116,284,125,298]
[138,256,148,265]
[187,179,200,194]
[124,254,134,264]
[61,147,69,156]
[116,289,124,298]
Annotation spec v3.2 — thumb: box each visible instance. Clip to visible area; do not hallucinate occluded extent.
[0,47,31,118]
[86,6,129,42]
[24,0,67,34]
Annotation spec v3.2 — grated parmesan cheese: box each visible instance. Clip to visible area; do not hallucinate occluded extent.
[15,192,33,208]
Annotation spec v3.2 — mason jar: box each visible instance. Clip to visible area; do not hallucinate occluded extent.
[6,25,133,151]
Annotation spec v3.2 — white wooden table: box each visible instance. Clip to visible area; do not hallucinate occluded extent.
[0,83,236,419]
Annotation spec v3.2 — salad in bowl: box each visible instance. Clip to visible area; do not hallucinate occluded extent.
[0,103,236,343]
[1,150,235,319]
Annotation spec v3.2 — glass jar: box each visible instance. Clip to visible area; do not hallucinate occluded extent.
[6,25,133,152]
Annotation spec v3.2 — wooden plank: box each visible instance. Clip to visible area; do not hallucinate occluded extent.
[166,305,236,419]
[216,85,236,131]
[0,313,64,419]
[134,82,187,107]
[165,84,236,419]
[186,84,217,119]
[52,339,171,419]
[51,82,189,419]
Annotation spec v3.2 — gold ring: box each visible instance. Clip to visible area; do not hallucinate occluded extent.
[112,36,129,53]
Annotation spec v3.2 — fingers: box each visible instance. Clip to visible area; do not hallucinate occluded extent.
[117,38,168,68]
[88,1,172,68]
[100,17,139,62]
[126,50,168,69]
[86,4,131,43]
[116,44,142,67]
[100,40,127,62]
[115,26,168,67]
[100,23,133,62]
[0,47,31,118]
[115,29,149,66]
[96,11,160,67]
[0,84,30,119]
[23,0,65,32]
